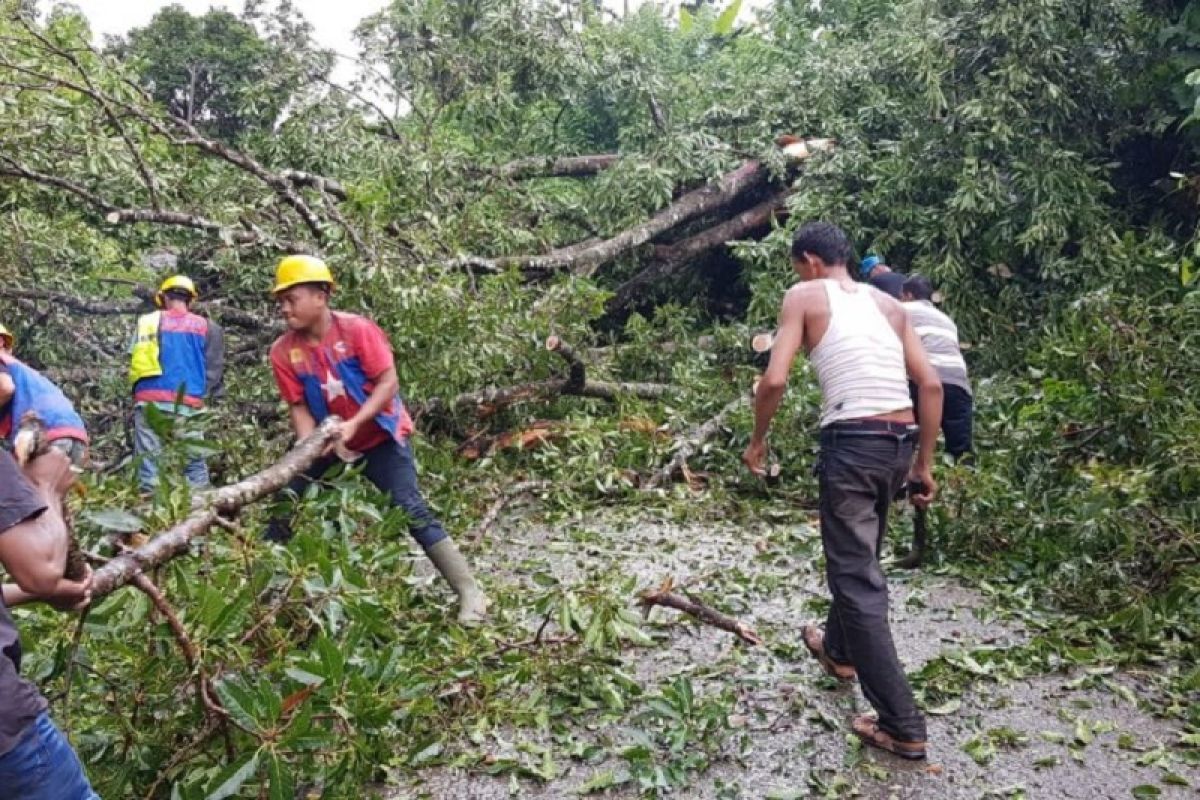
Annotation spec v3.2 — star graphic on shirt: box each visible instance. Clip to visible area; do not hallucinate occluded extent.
[322,374,346,401]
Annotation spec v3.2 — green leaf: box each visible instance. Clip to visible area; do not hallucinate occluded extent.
[575,769,627,794]
[1130,786,1161,799]
[927,698,962,716]
[205,752,259,800]
[82,508,145,533]
[267,753,294,800]
[715,0,743,36]
[679,6,693,33]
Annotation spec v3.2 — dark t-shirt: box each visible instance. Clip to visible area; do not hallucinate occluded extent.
[869,271,906,299]
[0,450,50,756]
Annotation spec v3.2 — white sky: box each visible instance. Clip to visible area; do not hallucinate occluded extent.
[63,1,770,85]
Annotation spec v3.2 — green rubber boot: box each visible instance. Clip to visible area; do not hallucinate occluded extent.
[426,538,489,625]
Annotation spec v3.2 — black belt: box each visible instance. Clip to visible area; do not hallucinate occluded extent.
[821,419,919,441]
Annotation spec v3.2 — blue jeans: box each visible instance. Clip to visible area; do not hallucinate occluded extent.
[133,405,210,491]
[0,712,99,800]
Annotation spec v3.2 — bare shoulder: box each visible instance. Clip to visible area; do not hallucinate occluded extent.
[868,286,906,324]
[783,281,825,311]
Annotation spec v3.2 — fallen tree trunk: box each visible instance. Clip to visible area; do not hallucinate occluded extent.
[644,393,748,490]
[280,169,348,201]
[639,578,762,646]
[91,417,341,598]
[441,160,768,278]
[491,154,620,180]
[608,188,791,313]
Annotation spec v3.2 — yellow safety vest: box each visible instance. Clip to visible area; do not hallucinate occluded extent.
[128,311,163,384]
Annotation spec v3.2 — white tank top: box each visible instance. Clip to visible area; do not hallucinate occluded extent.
[809,280,912,427]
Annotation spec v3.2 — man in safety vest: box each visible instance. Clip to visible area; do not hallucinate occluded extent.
[0,324,89,467]
[263,255,489,624]
[128,275,225,491]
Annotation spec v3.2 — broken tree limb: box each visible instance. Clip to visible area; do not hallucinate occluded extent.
[639,578,762,646]
[280,169,348,201]
[644,393,749,491]
[129,572,228,722]
[90,417,342,598]
[0,287,272,332]
[440,160,769,278]
[490,154,620,180]
[545,335,585,392]
[608,188,791,313]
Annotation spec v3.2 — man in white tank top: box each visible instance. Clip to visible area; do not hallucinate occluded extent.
[743,222,944,760]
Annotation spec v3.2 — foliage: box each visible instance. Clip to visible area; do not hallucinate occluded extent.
[1,0,1199,795]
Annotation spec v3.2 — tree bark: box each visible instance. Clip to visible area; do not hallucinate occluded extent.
[91,418,342,598]
[639,579,762,646]
[608,188,791,313]
[0,288,273,332]
[442,160,768,278]
[490,154,620,180]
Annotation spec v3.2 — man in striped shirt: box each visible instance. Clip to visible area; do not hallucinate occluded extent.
[901,275,972,459]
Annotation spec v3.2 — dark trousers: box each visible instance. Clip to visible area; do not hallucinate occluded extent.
[817,428,926,742]
[269,438,448,549]
[910,382,973,460]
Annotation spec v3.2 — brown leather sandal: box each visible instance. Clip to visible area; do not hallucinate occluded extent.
[801,624,856,682]
[851,714,927,760]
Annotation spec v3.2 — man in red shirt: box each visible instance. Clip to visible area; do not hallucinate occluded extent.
[263,255,488,624]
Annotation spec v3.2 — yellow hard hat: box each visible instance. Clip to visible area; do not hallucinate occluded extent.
[155,274,198,307]
[272,255,334,295]
[0,323,12,349]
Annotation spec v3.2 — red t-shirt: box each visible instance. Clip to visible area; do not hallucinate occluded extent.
[270,312,413,452]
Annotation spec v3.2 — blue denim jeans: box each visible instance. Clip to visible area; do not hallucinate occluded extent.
[0,712,99,800]
[133,404,210,491]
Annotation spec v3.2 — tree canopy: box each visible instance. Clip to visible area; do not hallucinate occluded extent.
[0,0,1197,796]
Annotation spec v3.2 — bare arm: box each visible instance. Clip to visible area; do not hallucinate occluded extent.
[350,366,400,430]
[0,451,89,604]
[744,287,808,474]
[898,313,943,506]
[288,402,317,440]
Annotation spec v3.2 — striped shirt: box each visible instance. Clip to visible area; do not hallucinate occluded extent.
[904,300,971,394]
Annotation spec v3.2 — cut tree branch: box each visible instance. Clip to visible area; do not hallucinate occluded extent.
[440,160,768,278]
[90,417,342,598]
[280,169,348,201]
[490,154,620,180]
[609,188,791,313]
[639,578,762,646]
[0,288,273,332]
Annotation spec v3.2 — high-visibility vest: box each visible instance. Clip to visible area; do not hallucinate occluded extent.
[128,311,163,384]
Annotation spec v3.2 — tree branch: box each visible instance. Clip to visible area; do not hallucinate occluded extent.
[489,154,620,180]
[439,160,769,278]
[91,418,342,598]
[639,577,762,646]
[609,188,791,313]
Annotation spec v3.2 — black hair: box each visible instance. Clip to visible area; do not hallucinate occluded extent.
[902,274,935,301]
[790,221,852,266]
